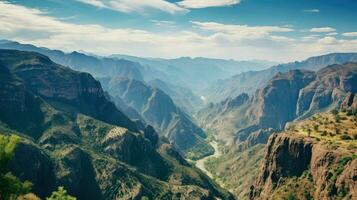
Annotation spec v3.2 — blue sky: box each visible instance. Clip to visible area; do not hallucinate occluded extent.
[1,0,357,61]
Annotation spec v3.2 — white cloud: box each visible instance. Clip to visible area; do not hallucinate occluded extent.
[75,0,188,14]
[177,0,240,9]
[310,27,336,33]
[151,20,176,27]
[303,9,319,13]
[326,32,338,36]
[1,1,357,62]
[191,21,293,33]
[342,32,357,37]
[318,36,338,45]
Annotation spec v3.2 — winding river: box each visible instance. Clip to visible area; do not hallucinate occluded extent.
[195,141,221,178]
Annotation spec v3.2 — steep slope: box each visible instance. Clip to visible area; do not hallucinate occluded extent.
[104,77,213,160]
[148,79,202,113]
[198,63,357,145]
[251,110,357,200]
[0,50,138,134]
[0,50,233,200]
[206,53,357,102]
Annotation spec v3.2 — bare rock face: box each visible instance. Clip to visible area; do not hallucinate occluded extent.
[341,92,357,110]
[251,134,313,199]
[256,70,316,129]
[251,133,357,200]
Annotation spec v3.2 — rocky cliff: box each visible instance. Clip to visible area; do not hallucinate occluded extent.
[251,111,357,200]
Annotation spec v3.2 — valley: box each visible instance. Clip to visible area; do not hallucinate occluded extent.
[195,141,221,179]
[0,40,356,200]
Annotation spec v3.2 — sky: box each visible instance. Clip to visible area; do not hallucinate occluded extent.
[0,0,357,62]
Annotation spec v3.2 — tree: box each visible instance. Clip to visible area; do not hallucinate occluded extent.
[0,134,33,200]
[47,187,76,200]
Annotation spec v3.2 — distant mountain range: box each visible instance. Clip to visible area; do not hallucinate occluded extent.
[111,54,275,91]
[0,49,233,199]
[205,53,357,102]
[0,40,273,112]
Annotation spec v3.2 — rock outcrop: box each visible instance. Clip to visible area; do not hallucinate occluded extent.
[251,132,357,200]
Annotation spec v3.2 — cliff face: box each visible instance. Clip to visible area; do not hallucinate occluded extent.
[251,134,313,199]
[256,70,316,129]
[250,131,357,200]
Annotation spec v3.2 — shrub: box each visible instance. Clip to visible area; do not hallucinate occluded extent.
[285,193,296,200]
[340,134,352,140]
[313,124,319,131]
[331,109,338,115]
[47,187,76,200]
[0,134,33,200]
[353,133,357,140]
[346,109,353,116]
[321,131,328,137]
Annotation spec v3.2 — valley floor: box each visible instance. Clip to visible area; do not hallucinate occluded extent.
[195,141,221,178]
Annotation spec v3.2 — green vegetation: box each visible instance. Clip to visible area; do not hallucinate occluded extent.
[0,134,32,200]
[271,170,315,200]
[205,144,265,199]
[47,187,76,200]
[185,140,214,161]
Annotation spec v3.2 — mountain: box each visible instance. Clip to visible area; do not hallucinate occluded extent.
[0,40,273,112]
[250,110,357,200]
[205,53,357,102]
[111,55,273,92]
[103,77,213,160]
[197,62,357,145]
[148,79,202,113]
[0,50,233,200]
[0,40,144,81]
[0,40,214,159]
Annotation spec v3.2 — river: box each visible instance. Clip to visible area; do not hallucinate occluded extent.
[195,141,221,178]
